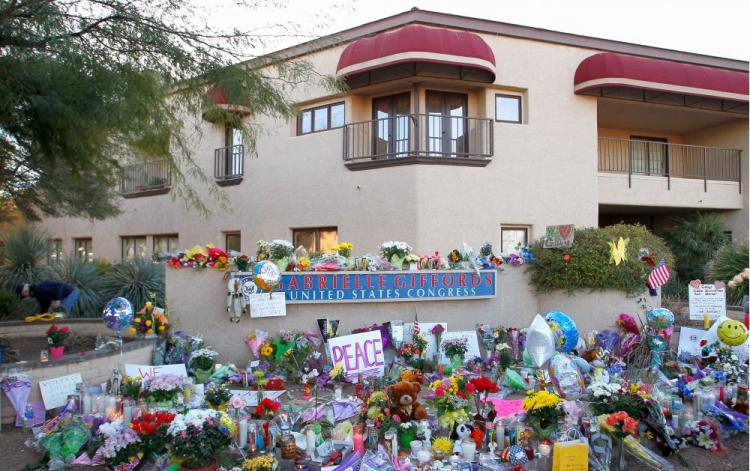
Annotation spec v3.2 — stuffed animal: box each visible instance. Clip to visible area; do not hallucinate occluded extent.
[387,380,427,422]
[450,421,473,453]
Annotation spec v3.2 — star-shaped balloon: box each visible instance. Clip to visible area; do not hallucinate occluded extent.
[608,237,628,265]
[273,338,292,360]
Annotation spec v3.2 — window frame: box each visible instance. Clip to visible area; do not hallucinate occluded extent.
[121,236,148,262]
[74,238,93,261]
[292,227,338,254]
[500,225,530,254]
[153,234,179,254]
[224,231,241,253]
[297,102,345,135]
[47,239,63,264]
[495,94,523,124]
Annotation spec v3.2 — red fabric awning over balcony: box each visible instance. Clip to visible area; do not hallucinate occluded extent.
[574,52,749,102]
[336,24,496,81]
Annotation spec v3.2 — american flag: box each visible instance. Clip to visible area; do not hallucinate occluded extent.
[647,258,671,289]
[413,314,420,335]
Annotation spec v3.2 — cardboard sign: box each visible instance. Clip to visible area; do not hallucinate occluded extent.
[249,293,287,318]
[229,390,285,406]
[439,331,482,364]
[678,327,706,356]
[328,330,385,379]
[39,373,82,410]
[123,363,188,380]
[688,283,727,320]
[544,225,575,248]
[405,322,448,358]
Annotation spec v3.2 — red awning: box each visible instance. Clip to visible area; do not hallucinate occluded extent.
[574,52,748,102]
[336,24,496,81]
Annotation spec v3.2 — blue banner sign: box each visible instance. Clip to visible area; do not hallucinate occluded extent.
[234,270,496,304]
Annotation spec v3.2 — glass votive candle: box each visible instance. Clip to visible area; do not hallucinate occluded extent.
[40,350,49,362]
[409,439,422,456]
[461,439,477,462]
[334,385,343,401]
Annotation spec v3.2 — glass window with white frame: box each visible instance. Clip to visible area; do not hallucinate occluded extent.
[153,234,179,255]
[501,226,529,254]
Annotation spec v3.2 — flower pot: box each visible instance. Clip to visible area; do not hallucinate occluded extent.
[180,459,218,471]
[272,257,289,271]
[236,260,249,271]
[529,418,557,441]
[49,346,64,360]
[398,429,415,449]
[209,402,228,412]
[450,354,464,371]
[193,368,212,384]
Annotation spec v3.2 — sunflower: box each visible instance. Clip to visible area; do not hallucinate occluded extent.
[147,328,154,335]
[260,343,274,357]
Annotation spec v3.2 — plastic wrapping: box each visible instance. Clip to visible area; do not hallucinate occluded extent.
[623,435,674,470]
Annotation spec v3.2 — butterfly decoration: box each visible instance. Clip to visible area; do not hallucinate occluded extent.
[608,237,629,266]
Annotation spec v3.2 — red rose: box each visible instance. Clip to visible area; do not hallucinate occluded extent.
[59,326,70,334]
[466,383,476,393]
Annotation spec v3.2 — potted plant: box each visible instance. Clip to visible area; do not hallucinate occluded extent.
[131,411,175,463]
[46,324,70,360]
[442,336,469,370]
[269,239,294,271]
[167,409,234,471]
[522,390,565,440]
[205,384,232,411]
[190,348,219,384]
[144,374,186,408]
[379,241,412,269]
[100,427,143,470]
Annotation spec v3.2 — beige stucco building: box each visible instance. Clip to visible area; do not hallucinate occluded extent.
[38,9,749,263]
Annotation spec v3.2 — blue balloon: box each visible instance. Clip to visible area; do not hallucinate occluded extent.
[102,297,134,332]
[545,311,579,353]
[646,308,675,328]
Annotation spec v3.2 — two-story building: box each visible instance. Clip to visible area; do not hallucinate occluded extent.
[37,8,749,262]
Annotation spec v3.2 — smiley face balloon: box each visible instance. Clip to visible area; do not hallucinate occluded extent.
[717,319,749,346]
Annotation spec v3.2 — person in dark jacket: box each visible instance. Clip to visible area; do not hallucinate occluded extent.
[16,280,79,314]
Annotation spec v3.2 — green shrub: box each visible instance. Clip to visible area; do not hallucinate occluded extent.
[0,225,52,290]
[529,224,673,295]
[707,244,749,306]
[101,260,165,311]
[52,255,106,317]
[665,212,729,282]
[0,289,21,320]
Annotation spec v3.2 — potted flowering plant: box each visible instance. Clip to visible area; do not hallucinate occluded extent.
[99,427,143,470]
[190,348,219,384]
[379,241,412,268]
[442,336,469,369]
[167,409,234,471]
[234,254,249,271]
[46,324,70,360]
[144,374,185,407]
[269,239,294,270]
[331,242,353,258]
[131,411,175,460]
[522,390,564,440]
[205,384,232,411]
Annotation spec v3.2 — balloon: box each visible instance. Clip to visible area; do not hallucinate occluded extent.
[717,318,749,346]
[503,368,529,391]
[596,330,619,352]
[549,353,584,399]
[102,297,134,332]
[253,261,281,292]
[525,315,555,367]
[646,308,674,367]
[617,313,640,336]
[545,311,579,353]
[647,308,675,329]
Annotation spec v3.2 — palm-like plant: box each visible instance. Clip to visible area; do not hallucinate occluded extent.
[101,260,165,311]
[665,213,729,282]
[707,244,749,306]
[0,225,52,291]
[52,255,106,317]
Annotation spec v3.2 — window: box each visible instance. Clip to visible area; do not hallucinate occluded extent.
[629,136,668,176]
[297,102,345,135]
[293,227,338,254]
[121,236,147,261]
[153,234,179,255]
[372,92,411,157]
[495,94,522,123]
[74,238,93,262]
[225,232,241,253]
[500,226,529,254]
[47,239,63,264]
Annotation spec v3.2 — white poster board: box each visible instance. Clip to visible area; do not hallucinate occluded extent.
[405,322,447,358]
[229,390,286,406]
[123,364,188,380]
[439,331,482,364]
[39,373,83,410]
[689,283,727,320]
[678,327,706,357]
[328,330,385,379]
[249,293,287,318]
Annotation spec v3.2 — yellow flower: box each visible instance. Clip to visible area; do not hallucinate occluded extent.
[260,343,273,357]
[145,301,153,310]
[147,329,154,335]
[185,245,208,260]
[145,320,152,327]
[127,327,136,335]
[329,363,344,380]
[134,318,141,324]
[158,325,166,332]
[432,436,454,455]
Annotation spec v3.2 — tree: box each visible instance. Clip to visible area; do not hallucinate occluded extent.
[665,212,729,282]
[0,0,340,220]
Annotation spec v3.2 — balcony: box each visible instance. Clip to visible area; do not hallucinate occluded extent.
[343,114,493,170]
[598,137,743,209]
[214,144,244,186]
[120,159,172,198]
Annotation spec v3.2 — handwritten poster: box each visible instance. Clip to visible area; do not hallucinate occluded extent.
[688,283,726,320]
[327,330,385,379]
[544,225,575,248]
[678,327,706,356]
[249,293,287,318]
[39,373,82,410]
[123,363,188,380]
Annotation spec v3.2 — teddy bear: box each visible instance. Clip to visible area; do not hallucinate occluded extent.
[387,380,427,422]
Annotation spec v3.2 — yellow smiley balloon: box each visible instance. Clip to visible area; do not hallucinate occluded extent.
[717,319,749,347]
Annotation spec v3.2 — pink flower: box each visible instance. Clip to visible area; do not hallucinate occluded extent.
[392,414,402,424]
[435,387,445,397]
[180,431,187,438]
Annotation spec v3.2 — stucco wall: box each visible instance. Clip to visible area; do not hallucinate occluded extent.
[165,267,653,368]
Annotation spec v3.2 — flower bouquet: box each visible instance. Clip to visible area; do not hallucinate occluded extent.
[468,376,499,420]
[255,397,280,419]
[522,390,564,440]
[121,375,142,401]
[242,455,276,471]
[167,409,234,470]
[144,374,185,407]
[205,384,232,411]
[379,241,412,268]
[599,411,640,470]
[331,242,353,258]
[442,336,469,369]
[190,348,219,384]
[129,294,168,337]
[46,324,70,360]
[425,374,472,429]
[588,382,650,420]
[264,239,293,270]
[100,427,142,471]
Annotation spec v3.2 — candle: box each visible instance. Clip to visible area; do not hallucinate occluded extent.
[461,440,477,462]
[106,395,117,411]
[239,418,248,448]
[704,314,711,329]
[123,405,133,424]
[334,385,343,401]
[94,395,105,414]
[306,429,316,458]
[82,393,92,415]
[353,428,365,454]
[495,421,505,449]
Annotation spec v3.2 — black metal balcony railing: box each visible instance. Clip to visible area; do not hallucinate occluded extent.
[214,144,244,185]
[598,137,742,192]
[119,159,172,197]
[343,114,493,168]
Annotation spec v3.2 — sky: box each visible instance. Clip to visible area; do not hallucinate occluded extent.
[204,0,749,61]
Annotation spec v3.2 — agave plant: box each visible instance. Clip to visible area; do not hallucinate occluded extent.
[101,260,165,311]
[707,244,749,306]
[0,225,53,291]
[52,254,106,317]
